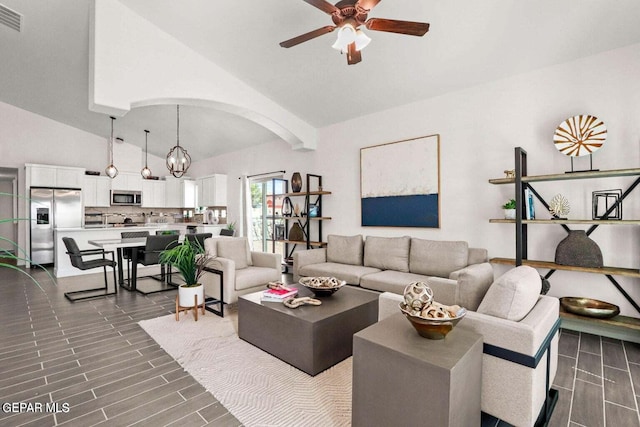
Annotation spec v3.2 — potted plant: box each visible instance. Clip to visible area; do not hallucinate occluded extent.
[226,221,236,236]
[502,199,517,219]
[159,238,212,308]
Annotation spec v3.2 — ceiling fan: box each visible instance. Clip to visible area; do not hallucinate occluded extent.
[279,0,430,65]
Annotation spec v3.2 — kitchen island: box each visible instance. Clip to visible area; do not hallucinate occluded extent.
[54,225,176,278]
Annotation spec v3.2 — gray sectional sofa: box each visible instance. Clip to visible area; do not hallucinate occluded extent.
[293,234,494,311]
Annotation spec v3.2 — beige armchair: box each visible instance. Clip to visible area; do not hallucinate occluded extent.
[378,265,559,427]
[201,237,282,304]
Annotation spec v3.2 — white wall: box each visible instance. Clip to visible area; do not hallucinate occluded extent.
[193,42,640,316]
[0,101,167,252]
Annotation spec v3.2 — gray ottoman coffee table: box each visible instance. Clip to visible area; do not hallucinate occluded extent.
[352,313,483,427]
[238,284,378,376]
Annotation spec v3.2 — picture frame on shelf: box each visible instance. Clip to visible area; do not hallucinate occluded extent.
[592,189,622,220]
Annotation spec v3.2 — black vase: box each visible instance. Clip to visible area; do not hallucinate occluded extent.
[291,172,302,193]
[555,230,603,268]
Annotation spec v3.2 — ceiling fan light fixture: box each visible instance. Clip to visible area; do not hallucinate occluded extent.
[166,105,191,178]
[354,29,371,51]
[331,24,357,52]
[104,116,119,179]
[141,129,152,179]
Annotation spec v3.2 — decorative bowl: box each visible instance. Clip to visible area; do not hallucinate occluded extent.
[299,276,346,297]
[399,303,467,339]
[560,297,620,319]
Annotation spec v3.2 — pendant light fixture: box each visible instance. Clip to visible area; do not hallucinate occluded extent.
[166,105,191,178]
[141,129,152,179]
[105,116,119,179]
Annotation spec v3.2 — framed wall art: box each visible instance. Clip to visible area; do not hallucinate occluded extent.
[360,134,440,227]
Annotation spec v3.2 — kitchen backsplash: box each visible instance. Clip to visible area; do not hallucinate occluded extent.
[84,206,227,226]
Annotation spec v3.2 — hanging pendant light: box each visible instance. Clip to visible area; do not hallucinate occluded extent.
[105,116,119,179]
[166,105,191,178]
[141,129,152,179]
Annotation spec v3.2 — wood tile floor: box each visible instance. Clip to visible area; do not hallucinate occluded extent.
[482,327,640,427]
[1,266,639,426]
[0,266,240,426]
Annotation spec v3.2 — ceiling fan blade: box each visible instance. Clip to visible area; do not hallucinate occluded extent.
[356,0,382,12]
[304,0,341,15]
[365,18,430,36]
[347,43,362,65]
[280,26,336,48]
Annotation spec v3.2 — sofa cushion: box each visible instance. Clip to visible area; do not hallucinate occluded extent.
[298,262,381,285]
[327,234,364,266]
[235,266,281,291]
[477,266,541,321]
[203,237,217,258]
[360,270,458,306]
[364,236,410,272]
[217,237,252,269]
[410,238,469,278]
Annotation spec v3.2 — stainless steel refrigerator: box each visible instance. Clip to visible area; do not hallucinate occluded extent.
[30,187,82,265]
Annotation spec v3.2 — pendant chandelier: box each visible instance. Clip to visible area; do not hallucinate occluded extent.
[166,105,191,178]
[105,116,119,179]
[141,129,152,179]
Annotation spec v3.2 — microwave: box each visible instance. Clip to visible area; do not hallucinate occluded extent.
[111,191,142,206]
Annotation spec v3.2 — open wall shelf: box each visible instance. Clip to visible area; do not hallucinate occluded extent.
[489,147,640,336]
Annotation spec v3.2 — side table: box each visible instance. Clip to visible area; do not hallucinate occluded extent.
[202,266,224,317]
[352,313,483,427]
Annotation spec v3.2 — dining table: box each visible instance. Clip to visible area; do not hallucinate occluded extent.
[88,237,147,291]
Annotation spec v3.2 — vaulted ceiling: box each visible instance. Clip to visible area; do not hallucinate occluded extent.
[1,0,640,160]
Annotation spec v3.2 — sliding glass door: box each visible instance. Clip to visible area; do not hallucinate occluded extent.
[250,177,285,254]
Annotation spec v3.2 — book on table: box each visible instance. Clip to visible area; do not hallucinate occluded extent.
[261,286,298,302]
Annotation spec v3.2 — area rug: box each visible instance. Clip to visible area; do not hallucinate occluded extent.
[139,309,352,427]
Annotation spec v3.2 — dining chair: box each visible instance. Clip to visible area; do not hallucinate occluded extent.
[185,233,212,250]
[137,234,180,294]
[120,230,150,285]
[62,237,118,302]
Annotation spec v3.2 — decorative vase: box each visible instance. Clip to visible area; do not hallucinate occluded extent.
[503,209,516,220]
[178,283,204,307]
[555,230,603,268]
[291,172,302,193]
[288,223,304,241]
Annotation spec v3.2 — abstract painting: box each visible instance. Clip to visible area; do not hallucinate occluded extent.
[361,134,440,227]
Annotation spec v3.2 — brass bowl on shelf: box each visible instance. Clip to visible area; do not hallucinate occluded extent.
[560,297,620,319]
[399,303,467,340]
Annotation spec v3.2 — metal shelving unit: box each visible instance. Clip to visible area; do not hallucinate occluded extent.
[270,174,331,270]
[490,147,640,334]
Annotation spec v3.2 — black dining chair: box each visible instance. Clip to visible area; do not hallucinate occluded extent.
[220,228,234,236]
[120,230,149,285]
[62,237,118,302]
[185,233,212,250]
[137,234,180,294]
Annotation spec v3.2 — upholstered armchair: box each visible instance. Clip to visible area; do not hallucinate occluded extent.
[201,237,282,304]
[378,266,559,427]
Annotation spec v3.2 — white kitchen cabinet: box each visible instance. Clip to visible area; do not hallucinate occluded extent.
[165,177,196,208]
[83,175,111,207]
[197,174,227,207]
[183,179,197,208]
[26,164,85,188]
[141,179,166,208]
[111,172,143,191]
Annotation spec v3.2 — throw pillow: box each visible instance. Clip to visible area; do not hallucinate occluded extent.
[326,234,364,266]
[409,239,469,278]
[217,237,251,269]
[477,266,541,321]
[363,236,410,272]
